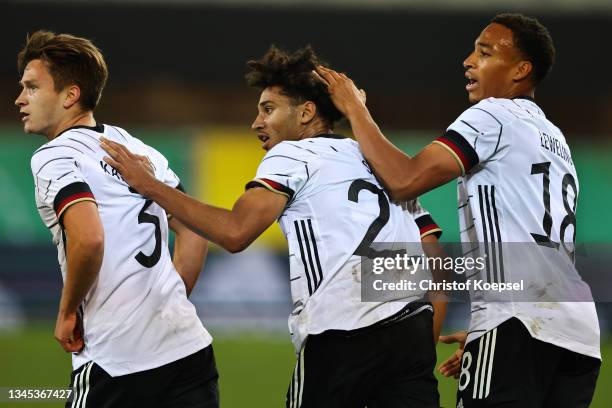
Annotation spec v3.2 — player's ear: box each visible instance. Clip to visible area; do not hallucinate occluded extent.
[63,84,82,110]
[299,101,317,125]
[513,60,533,83]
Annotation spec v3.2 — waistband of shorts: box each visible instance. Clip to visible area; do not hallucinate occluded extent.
[319,301,433,338]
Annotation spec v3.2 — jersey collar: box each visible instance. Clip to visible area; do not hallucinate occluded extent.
[512,95,535,102]
[312,133,347,139]
[55,123,105,139]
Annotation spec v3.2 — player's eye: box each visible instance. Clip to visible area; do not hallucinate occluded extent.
[265,107,273,114]
[480,50,491,57]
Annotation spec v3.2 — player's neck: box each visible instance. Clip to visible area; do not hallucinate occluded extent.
[508,85,535,100]
[49,111,96,141]
[299,123,333,140]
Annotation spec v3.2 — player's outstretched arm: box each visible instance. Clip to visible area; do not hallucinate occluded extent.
[314,66,462,201]
[57,201,104,353]
[169,217,208,296]
[100,138,287,253]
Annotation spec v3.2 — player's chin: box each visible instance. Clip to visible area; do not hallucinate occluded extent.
[22,122,40,134]
[467,92,483,104]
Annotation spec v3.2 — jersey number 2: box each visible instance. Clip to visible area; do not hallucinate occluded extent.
[348,179,390,257]
[135,199,162,268]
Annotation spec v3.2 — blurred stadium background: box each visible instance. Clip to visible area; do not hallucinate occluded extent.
[0,1,610,407]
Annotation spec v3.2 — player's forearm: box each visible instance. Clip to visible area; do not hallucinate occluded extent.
[420,234,448,343]
[143,180,248,252]
[170,218,208,296]
[431,300,447,344]
[344,104,419,200]
[60,237,104,315]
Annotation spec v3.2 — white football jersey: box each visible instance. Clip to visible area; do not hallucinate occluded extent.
[247,135,440,352]
[31,124,212,376]
[435,97,600,359]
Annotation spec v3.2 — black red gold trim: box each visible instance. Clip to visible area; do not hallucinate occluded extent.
[415,214,442,239]
[433,130,479,175]
[245,178,294,200]
[53,182,96,224]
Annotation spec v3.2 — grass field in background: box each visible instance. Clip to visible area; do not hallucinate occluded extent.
[0,326,609,408]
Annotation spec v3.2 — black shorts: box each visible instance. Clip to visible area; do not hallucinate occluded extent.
[66,345,219,408]
[456,317,600,408]
[286,306,439,408]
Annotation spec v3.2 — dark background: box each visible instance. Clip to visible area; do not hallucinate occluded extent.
[1,2,611,135]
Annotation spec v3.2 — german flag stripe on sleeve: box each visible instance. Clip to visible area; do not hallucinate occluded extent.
[245,178,294,200]
[414,214,443,239]
[53,181,96,223]
[433,130,479,175]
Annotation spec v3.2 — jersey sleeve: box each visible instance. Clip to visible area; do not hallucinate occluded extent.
[140,144,181,189]
[244,143,311,203]
[433,101,505,175]
[31,147,96,226]
[402,199,442,239]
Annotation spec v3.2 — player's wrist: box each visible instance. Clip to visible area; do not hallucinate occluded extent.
[57,305,78,317]
[137,176,161,198]
[343,102,370,122]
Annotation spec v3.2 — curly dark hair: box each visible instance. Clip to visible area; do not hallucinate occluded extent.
[491,13,556,85]
[245,45,343,127]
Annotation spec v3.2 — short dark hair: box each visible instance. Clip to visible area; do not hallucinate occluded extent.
[245,45,343,127]
[17,30,108,111]
[491,13,556,85]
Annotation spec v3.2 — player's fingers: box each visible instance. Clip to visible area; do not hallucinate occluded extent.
[324,67,342,81]
[73,338,85,354]
[440,361,461,377]
[100,138,131,161]
[316,65,342,83]
[103,156,122,171]
[312,70,329,86]
[438,355,458,371]
[438,335,457,344]
[100,140,121,160]
[438,332,465,344]
[56,337,75,353]
[107,140,132,160]
[314,66,335,84]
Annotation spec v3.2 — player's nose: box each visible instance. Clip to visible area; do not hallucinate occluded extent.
[463,52,476,70]
[15,89,26,107]
[251,115,263,131]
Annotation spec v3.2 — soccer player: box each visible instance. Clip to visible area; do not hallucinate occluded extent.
[102,46,445,407]
[16,31,218,408]
[314,13,601,408]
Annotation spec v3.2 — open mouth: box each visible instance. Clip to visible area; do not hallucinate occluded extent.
[257,134,270,148]
[465,77,478,92]
[465,73,479,91]
[21,112,30,122]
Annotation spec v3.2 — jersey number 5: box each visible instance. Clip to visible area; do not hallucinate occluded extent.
[135,199,162,268]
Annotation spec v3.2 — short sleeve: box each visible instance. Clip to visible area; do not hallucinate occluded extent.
[162,166,181,189]
[244,143,311,203]
[433,102,504,175]
[31,147,96,225]
[402,199,442,239]
[141,144,181,189]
